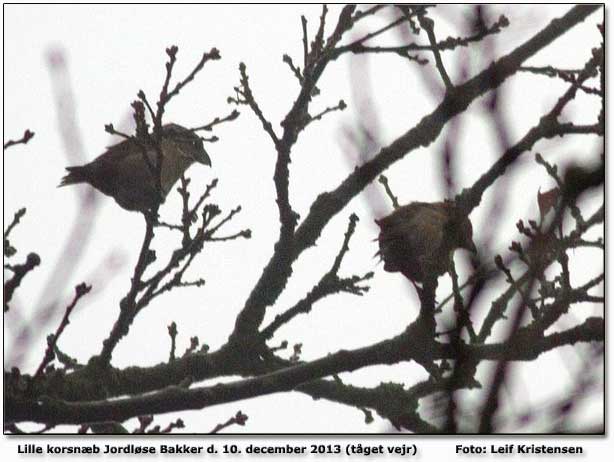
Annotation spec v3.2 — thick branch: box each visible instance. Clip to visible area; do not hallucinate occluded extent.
[7,314,601,425]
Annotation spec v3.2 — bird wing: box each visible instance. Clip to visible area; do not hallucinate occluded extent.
[101,138,145,161]
[78,141,158,207]
[378,203,446,253]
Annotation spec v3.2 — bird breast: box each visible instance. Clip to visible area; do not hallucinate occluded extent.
[159,139,194,195]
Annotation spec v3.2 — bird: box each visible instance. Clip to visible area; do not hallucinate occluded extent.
[59,123,211,213]
[375,201,477,285]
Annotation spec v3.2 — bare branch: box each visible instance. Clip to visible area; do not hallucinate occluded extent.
[209,411,248,434]
[33,283,92,382]
[3,129,35,150]
[4,253,41,312]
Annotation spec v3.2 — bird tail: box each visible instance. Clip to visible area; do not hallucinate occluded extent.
[59,166,88,187]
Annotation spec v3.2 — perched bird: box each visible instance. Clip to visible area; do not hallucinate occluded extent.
[375,201,477,284]
[59,124,211,212]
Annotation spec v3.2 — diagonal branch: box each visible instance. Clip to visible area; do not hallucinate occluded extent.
[230,5,599,341]
[32,283,92,382]
[260,214,372,340]
[417,13,453,91]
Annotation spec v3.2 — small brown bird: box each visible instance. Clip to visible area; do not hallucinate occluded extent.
[60,124,211,212]
[375,201,476,284]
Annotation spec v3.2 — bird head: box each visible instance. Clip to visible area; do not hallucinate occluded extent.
[162,123,211,166]
[456,217,477,254]
[443,204,477,254]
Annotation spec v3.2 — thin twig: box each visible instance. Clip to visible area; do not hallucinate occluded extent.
[378,175,400,209]
[4,129,34,149]
[209,411,248,434]
[190,110,240,132]
[33,283,92,382]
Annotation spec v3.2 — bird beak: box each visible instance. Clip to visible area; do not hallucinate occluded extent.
[194,148,212,166]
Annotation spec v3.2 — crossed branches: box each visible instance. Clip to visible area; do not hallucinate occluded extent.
[5,5,603,434]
